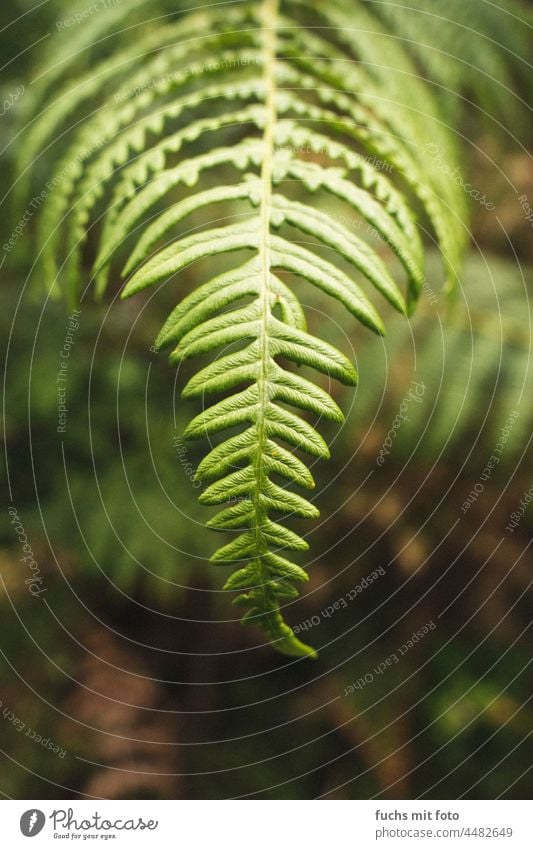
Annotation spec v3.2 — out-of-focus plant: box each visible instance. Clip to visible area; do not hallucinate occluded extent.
[12,0,530,657]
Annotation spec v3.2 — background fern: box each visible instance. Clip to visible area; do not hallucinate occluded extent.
[17,0,530,657]
[339,251,533,462]
[369,0,533,134]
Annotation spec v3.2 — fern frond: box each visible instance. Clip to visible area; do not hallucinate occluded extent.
[20,0,477,656]
[370,0,533,132]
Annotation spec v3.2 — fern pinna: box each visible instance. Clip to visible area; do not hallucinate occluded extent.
[19,0,468,656]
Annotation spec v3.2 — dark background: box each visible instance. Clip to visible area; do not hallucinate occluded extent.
[1,0,532,799]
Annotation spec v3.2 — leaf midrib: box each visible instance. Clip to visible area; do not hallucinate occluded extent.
[253,0,279,627]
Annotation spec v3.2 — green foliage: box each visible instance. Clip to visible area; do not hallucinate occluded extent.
[370,0,533,132]
[19,0,479,656]
[1,293,202,603]
[343,251,533,463]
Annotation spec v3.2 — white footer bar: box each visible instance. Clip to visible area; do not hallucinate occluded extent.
[2,800,530,848]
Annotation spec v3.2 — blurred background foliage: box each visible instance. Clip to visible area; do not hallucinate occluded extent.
[1,0,532,799]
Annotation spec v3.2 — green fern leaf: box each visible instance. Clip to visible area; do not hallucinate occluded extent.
[20,0,478,657]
